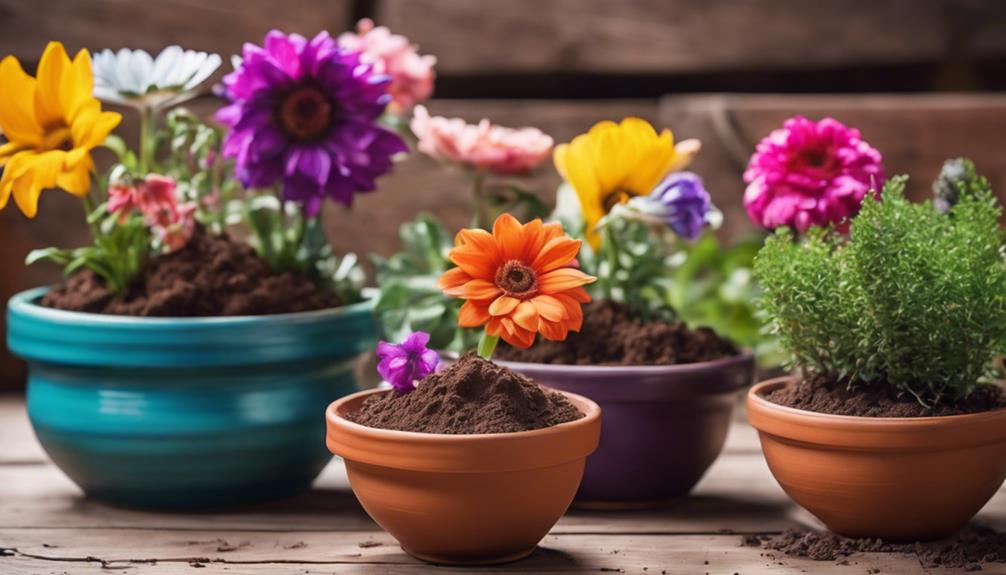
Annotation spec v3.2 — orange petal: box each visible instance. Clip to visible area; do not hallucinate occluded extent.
[458,301,490,327]
[487,317,504,337]
[499,317,517,336]
[566,286,592,303]
[512,300,540,332]
[520,218,546,261]
[492,213,525,262]
[460,279,502,301]
[489,295,519,316]
[538,268,597,293]
[554,293,584,331]
[456,228,501,265]
[438,266,472,291]
[449,248,497,280]
[502,326,536,349]
[541,221,565,244]
[531,294,566,322]
[539,319,569,341]
[532,236,582,274]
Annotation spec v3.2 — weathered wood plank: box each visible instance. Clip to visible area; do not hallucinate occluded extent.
[377,0,1006,74]
[660,93,1006,241]
[0,396,43,463]
[0,530,948,574]
[0,0,351,62]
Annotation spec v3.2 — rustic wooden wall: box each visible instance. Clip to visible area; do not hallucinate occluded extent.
[2,0,1006,389]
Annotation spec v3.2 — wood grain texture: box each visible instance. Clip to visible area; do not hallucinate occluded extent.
[0,0,351,61]
[376,0,1006,74]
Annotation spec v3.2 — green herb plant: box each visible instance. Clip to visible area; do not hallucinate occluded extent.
[755,160,1006,405]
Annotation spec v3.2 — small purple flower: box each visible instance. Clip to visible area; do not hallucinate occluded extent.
[375,331,440,393]
[216,30,407,216]
[646,172,716,240]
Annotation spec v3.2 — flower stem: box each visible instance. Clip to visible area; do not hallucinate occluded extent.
[81,192,101,241]
[470,171,487,229]
[139,106,157,174]
[477,331,500,360]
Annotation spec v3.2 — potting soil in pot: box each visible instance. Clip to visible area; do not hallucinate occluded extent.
[42,229,338,316]
[495,299,737,365]
[765,374,1006,417]
[743,525,1006,571]
[348,352,583,434]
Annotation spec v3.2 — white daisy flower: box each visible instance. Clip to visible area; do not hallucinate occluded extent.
[92,46,222,110]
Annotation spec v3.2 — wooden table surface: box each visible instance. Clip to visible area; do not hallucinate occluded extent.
[1,396,1003,574]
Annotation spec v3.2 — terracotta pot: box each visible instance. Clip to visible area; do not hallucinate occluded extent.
[326,388,601,565]
[748,377,1006,540]
[495,352,755,506]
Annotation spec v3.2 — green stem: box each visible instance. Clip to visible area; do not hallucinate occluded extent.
[139,106,157,174]
[470,171,487,229]
[81,194,101,241]
[477,331,500,360]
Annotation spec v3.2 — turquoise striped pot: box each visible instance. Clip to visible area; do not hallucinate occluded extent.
[6,287,376,509]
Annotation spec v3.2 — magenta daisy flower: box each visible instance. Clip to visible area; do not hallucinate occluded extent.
[216,30,407,215]
[743,116,884,232]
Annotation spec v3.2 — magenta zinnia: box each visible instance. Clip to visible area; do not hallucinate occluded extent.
[743,116,884,232]
[216,30,407,215]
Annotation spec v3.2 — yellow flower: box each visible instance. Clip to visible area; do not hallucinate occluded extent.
[553,117,700,247]
[0,42,121,218]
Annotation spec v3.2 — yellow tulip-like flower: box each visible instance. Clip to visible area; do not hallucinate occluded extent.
[0,42,121,218]
[553,117,700,247]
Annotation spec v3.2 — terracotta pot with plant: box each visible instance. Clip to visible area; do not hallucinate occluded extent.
[748,155,1006,540]
[327,213,602,565]
[3,25,433,507]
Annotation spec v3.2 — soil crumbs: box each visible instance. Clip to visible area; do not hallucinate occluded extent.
[41,229,337,316]
[764,374,1006,417]
[348,352,583,434]
[745,525,1006,571]
[496,299,738,366]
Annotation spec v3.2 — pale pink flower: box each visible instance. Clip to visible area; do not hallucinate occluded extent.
[743,116,884,232]
[410,105,554,175]
[338,18,436,112]
[105,174,196,252]
[154,201,197,253]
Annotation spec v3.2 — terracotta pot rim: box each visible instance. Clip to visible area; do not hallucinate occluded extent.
[327,388,602,472]
[8,286,373,325]
[441,349,755,376]
[748,376,1006,450]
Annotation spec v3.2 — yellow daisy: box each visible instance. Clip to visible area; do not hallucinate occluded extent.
[0,42,121,218]
[554,117,700,247]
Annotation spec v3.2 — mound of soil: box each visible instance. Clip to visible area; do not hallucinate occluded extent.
[41,230,338,316]
[495,299,738,366]
[764,374,1006,417]
[744,525,1006,571]
[348,352,583,434]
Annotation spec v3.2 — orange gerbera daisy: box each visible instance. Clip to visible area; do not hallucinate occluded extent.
[438,213,597,349]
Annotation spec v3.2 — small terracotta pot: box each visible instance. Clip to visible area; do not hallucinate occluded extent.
[326,388,601,565]
[748,377,1006,540]
[495,352,755,506]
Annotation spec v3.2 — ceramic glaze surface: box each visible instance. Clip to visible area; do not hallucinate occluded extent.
[497,352,755,505]
[8,287,376,508]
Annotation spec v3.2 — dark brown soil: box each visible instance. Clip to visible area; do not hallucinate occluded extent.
[41,230,338,316]
[764,374,1006,417]
[348,352,583,434]
[495,299,738,366]
[745,525,1006,571]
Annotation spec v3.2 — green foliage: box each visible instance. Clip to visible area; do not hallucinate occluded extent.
[755,170,1006,404]
[372,213,479,351]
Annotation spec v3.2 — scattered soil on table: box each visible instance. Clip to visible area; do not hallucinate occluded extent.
[495,299,738,366]
[763,373,1006,417]
[745,525,1006,571]
[348,352,583,434]
[41,229,338,316]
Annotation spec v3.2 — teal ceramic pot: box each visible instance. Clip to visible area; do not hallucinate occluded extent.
[7,287,375,509]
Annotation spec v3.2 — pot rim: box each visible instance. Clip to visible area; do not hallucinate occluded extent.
[441,348,755,376]
[8,286,373,326]
[748,376,1006,450]
[326,388,602,472]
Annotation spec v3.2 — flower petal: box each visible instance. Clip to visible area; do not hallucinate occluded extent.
[531,294,566,322]
[531,236,582,274]
[458,301,490,327]
[488,295,519,317]
[492,212,524,262]
[512,300,540,332]
[538,268,597,293]
[459,278,502,301]
[437,266,471,291]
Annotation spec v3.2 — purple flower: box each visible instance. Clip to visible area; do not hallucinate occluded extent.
[216,30,407,216]
[646,172,716,241]
[375,331,440,393]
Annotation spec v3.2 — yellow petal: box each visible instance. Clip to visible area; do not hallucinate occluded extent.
[63,49,95,123]
[56,155,93,196]
[35,42,71,128]
[69,109,121,166]
[11,150,64,218]
[0,56,42,145]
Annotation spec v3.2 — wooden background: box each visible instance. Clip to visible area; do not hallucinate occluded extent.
[2,0,1006,389]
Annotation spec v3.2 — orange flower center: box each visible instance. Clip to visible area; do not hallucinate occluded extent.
[495,259,537,298]
[279,86,333,141]
[602,188,634,213]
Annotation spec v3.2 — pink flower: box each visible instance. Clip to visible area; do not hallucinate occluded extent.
[105,174,196,252]
[743,116,884,232]
[338,18,436,112]
[410,105,554,175]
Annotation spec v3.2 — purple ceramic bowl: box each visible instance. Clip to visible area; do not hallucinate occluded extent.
[495,352,756,506]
